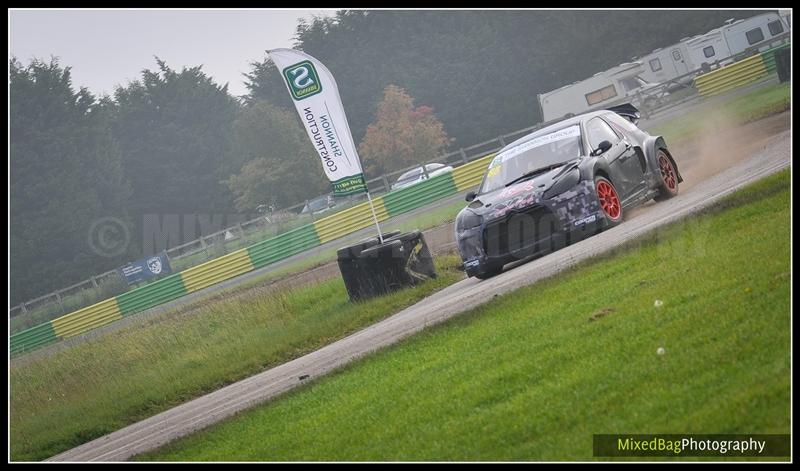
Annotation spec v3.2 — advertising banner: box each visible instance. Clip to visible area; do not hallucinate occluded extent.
[118,251,172,286]
[267,48,368,196]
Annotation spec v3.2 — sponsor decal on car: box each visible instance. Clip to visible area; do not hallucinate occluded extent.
[573,213,598,227]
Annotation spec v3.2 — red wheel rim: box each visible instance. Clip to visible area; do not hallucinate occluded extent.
[596,180,621,221]
[658,153,677,191]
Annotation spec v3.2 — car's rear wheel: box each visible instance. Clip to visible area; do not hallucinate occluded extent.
[595,176,623,227]
[654,149,679,201]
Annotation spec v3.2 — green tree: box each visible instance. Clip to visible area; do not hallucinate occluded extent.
[224,99,328,211]
[110,59,240,224]
[9,57,132,304]
[245,10,768,148]
[358,85,451,176]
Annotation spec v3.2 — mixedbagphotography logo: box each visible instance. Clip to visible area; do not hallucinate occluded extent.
[88,217,130,257]
[282,60,322,100]
[593,434,791,457]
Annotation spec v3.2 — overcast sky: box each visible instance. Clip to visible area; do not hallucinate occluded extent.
[9,9,337,98]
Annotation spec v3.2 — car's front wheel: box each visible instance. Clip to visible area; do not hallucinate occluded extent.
[595,176,623,227]
[654,149,679,201]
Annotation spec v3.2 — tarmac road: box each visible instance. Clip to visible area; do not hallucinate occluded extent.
[47,128,790,462]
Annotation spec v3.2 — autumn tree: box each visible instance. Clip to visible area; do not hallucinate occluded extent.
[358,85,451,177]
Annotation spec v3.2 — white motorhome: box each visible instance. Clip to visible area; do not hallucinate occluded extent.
[686,12,790,70]
[638,41,694,85]
[685,27,731,70]
[639,11,791,85]
[778,9,790,28]
[720,11,789,56]
[537,62,659,122]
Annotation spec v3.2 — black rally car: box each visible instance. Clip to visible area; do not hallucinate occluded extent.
[456,104,682,279]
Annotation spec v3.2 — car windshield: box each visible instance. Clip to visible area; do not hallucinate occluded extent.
[479,125,583,194]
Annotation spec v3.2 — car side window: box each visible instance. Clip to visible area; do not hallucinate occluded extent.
[586,118,621,150]
[605,112,638,136]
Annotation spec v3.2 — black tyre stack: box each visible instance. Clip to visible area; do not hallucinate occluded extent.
[337,230,437,302]
[775,48,790,83]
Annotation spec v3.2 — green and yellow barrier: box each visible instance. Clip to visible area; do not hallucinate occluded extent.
[313,197,390,244]
[695,42,790,98]
[181,249,253,294]
[10,153,495,355]
[51,298,122,340]
[452,154,495,192]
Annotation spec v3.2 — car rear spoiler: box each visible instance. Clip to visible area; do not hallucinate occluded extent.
[606,103,640,124]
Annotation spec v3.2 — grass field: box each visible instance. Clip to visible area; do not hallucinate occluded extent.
[10,255,465,461]
[138,170,790,461]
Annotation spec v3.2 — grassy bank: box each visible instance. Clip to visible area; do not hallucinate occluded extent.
[10,255,465,461]
[140,170,790,461]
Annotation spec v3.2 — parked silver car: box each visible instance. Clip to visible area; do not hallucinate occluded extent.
[301,195,336,215]
[391,163,454,191]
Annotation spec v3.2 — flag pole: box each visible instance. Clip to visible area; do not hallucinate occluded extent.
[365,190,384,243]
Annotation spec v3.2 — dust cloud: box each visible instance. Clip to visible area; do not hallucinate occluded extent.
[670,111,789,192]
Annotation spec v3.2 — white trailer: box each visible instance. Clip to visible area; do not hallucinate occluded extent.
[639,11,790,84]
[638,42,695,85]
[778,9,790,28]
[537,62,659,122]
[685,12,790,70]
[685,27,732,70]
[720,11,789,56]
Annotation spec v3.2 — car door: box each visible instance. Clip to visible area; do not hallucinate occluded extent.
[585,117,640,200]
[605,113,649,194]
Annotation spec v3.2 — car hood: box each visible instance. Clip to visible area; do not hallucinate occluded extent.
[465,161,579,221]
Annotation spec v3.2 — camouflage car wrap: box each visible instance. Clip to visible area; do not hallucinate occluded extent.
[456,169,607,278]
[455,104,682,279]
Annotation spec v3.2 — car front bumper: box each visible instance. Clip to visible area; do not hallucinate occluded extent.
[457,180,609,277]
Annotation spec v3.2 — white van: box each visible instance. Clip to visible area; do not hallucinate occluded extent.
[537,62,660,122]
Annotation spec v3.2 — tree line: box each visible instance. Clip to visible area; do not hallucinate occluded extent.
[10,9,763,304]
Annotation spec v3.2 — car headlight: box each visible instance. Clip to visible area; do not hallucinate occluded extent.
[456,210,482,232]
[543,168,581,199]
